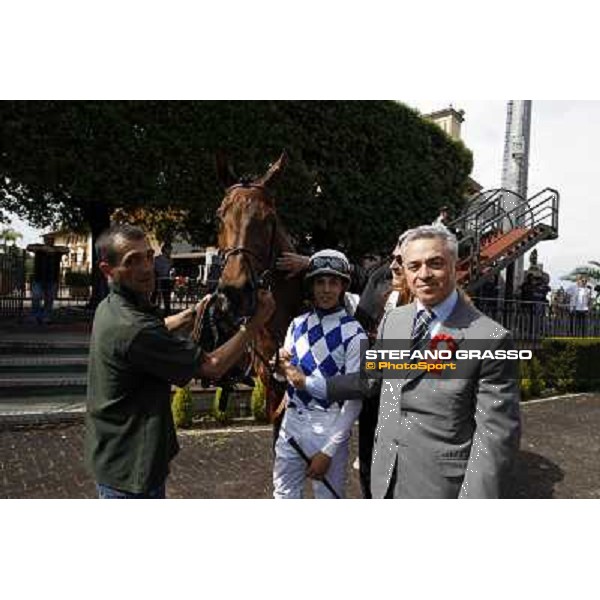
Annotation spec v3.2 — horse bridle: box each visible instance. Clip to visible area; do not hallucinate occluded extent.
[194,181,284,384]
[216,181,280,312]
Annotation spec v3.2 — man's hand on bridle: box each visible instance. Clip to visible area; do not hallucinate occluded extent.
[275,252,309,279]
[166,294,213,334]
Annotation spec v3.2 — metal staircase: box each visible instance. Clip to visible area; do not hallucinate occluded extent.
[449,187,559,293]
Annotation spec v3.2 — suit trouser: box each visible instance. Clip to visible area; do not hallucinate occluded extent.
[358,395,380,499]
[273,405,349,499]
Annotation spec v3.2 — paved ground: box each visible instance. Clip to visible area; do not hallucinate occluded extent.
[2,393,600,499]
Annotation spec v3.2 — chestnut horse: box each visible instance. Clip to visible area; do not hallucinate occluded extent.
[209,152,414,496]
[210,151,304,422]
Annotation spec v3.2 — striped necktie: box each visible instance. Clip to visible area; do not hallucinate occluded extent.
[410,308,435,352]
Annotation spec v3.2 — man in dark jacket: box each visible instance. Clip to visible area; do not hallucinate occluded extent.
[86,224,274,499]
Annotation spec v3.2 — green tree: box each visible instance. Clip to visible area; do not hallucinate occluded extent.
[561,262,600,285]
[0,101,473,302]
[0,227,23,246]
[0,102,169,303]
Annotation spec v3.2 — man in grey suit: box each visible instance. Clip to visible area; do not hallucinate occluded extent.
[280,225,521,499]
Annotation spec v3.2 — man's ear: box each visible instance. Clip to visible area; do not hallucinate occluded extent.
[99,261,114,280]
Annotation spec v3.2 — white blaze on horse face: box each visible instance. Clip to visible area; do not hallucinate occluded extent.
[219,194,252,288]
[217,186,279,323]
[219,188,274,290]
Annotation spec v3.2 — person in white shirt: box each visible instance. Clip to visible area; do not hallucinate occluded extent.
[568,275,592,335]
[273,249,367,499]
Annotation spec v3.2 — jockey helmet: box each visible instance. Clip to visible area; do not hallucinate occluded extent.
[305,249,351,283]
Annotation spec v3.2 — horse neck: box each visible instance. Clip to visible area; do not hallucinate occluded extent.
[262,222,304,348]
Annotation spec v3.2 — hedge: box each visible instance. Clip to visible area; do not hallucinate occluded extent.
[520,338,600,399]
[540,337,600,393]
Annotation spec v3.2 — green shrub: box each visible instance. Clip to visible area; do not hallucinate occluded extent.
[212,387,235,425]
[528,356,546,398]
[520,356,546,400]
[520,360,532,401]
[172,386,194,428]
[543,345,576,394]
[250,377,268,423]
[542,338,600,393]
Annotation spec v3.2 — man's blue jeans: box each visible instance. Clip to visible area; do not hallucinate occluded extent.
[96,483,166,499]
[31,281,57,323]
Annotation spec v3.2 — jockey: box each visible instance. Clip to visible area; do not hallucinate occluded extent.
[273,249,367,499]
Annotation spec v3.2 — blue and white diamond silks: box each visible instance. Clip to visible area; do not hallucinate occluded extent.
[286,307,365,408]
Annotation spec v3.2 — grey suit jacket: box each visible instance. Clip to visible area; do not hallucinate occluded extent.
[326,293,521,499]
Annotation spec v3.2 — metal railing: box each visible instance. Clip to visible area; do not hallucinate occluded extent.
[451,188,559,292]
[472,297,600,346]
[0,246,26,318]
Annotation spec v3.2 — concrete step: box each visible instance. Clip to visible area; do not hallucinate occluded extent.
[0,384,257,425]
[0,375,253,400]
[0,392,86,427]
[0,340,89,355]
[0,374,87,396]
[0,395,86,413]
[0,355,88,374]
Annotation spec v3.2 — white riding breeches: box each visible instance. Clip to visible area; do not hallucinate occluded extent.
[273,405,350,499]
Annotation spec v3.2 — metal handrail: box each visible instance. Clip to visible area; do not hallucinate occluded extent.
[451,188,559,290]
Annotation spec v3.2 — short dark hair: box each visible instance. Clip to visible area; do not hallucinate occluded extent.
[95,223,146,266]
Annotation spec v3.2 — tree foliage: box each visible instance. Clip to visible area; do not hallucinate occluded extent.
[0,226,23,246]
[0,101,473,259]
[561,262,600,285]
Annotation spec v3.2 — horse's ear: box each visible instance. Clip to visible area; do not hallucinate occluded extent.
[254,150,288,187]
[216,150,238,189]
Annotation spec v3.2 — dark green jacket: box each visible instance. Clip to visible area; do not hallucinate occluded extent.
[85,283,201,493]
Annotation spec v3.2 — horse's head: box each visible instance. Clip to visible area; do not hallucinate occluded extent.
[196,151,302,410]
[214,151,287,322]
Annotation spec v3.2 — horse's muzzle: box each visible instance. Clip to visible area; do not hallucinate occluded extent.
[217,282,256,320]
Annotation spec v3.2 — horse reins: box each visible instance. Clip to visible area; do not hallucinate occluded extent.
[220,223,283,382]
[194,181,284,384]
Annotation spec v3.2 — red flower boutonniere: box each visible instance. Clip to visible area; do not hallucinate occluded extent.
[429,333,458,354]
[427,333,458,377]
